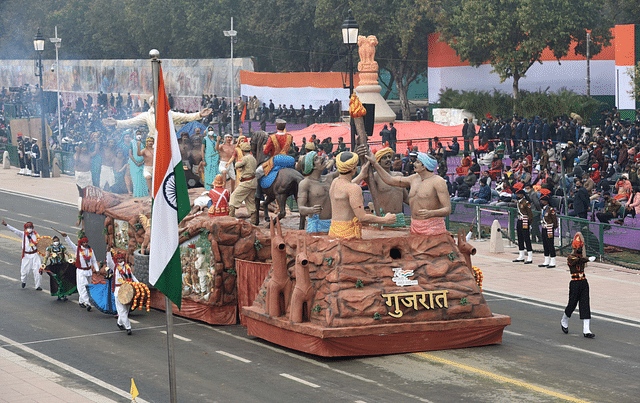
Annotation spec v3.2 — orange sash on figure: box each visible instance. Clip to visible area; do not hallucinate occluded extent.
[262,133,292,176]
[328,217,363,239]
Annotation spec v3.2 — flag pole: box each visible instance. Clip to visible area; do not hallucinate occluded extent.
[150,48,178,403]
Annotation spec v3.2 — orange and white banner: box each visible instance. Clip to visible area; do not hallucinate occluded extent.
[240,71,360,111]
[427,30,621,103]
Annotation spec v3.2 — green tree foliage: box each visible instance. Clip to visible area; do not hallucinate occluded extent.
[315,0,433,120]
[631,62,640,102]
[430,0,612,112]
[438,88,607,124]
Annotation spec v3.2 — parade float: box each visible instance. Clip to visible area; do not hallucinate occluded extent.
[241,220,509,357]
[80,185,271,325]
[77,33,508,356]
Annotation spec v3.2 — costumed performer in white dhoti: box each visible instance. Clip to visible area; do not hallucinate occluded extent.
[2,220,43,290]
[102,96,212,139]
[61,232,99,312]
[366,151,451,235]
[106,250,138,335]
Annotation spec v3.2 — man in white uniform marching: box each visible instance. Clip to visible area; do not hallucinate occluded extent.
[106,250,138,335]
[61,232,99,311]
[2,220,43,290]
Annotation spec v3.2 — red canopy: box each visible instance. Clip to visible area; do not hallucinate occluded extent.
[288,120,464,154]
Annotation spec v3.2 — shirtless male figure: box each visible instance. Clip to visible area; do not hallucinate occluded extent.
[137,136,155,193]
[328,151,395,239]
[216,134,236,192]
[367,147,409,226]
[297,151,338,233]
[366,151,451,235]
[74,143,98,219]
[99,138,118,191]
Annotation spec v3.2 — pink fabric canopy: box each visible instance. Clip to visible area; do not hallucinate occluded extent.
[288,121,464,154]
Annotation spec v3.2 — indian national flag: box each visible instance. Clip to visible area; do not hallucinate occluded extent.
[149,64,190,309]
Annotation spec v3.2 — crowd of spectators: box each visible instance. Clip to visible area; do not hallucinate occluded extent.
[445,109,640,229]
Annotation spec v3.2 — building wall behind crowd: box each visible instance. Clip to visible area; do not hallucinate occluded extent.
[0,57,254,112]
[427,24,638,119]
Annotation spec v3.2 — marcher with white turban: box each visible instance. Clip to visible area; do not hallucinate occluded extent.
[366,150,451,235]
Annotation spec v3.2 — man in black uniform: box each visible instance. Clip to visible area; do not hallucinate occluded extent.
[538,195,558,268]
[513,188,533,264]
[561,233,596,338]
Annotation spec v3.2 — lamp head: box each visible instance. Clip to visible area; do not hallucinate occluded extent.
[341,10,359,45]
[33,28,45,52]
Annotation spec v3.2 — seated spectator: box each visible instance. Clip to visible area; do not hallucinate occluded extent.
[469,177,491,204]
[596,192,621,225]
[444,137,460,158]
[613,173,632,202]
[615,186,640,225]
[451,177,471,202]
[455,152,472,177]
[487,154,503,180]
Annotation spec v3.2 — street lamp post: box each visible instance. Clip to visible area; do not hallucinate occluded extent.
[33,28,50,178]
[342,10,359,150]
[223,18,237,136]
[49,26,62,142]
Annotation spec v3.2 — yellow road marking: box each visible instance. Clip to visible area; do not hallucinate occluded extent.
[0,233,20,242]
[414,352,590,403]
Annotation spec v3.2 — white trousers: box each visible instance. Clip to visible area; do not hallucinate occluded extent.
[76,270,91,305]
[114,289,131,330]
[21,253,42,288]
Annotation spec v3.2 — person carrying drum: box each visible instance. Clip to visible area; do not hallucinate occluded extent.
[106,250,138,335]
[61,232,99,312]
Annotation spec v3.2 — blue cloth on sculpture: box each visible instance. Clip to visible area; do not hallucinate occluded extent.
[306,214,331,233]
[87,279,117,315]
[261,154,295,188]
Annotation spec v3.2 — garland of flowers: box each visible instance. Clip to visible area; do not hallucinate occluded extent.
[80,247,93,265]
[129,281,151,311]
[472,266,483,290]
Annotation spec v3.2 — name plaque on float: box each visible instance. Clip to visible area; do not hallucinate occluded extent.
[382,290,449,318]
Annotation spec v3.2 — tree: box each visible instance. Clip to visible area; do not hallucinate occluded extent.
[631,62,640,103]
[429,0,612,113]
[315,0,433,120]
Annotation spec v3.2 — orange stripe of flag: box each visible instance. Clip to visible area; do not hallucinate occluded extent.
[154,63,171,198]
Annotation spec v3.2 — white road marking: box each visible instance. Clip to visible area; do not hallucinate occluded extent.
[129,319,140,324]
[0,274,18,281]
[280,373,321,388]
[41,219,61,225]
[0,333,149,402]
[216,350,252,363]
[560,345,611,358]
[484,291,640,329]
[202,326,433,402]
[160,330,191,342]
[503,330,523,336]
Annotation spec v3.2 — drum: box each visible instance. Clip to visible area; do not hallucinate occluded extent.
[118,282,134,305]
[37,236,53,257]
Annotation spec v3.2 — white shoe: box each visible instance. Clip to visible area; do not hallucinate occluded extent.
[18,168,25,175]
[25,169,32,175]
[524,251,533,264]
[547,257,556,268]
[538,256,550,267]
[31,173,40,177]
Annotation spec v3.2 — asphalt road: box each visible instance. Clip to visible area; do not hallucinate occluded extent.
[0,190,638,403]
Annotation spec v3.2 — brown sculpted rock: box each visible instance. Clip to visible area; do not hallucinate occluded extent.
[251,229,492,328]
